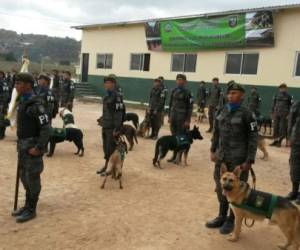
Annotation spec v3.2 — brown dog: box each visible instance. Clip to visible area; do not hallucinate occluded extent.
[220,165,300,249]
[258,136,269,161]
[101,138,128,190]
[120,124,138,151]
[137,110,151,137]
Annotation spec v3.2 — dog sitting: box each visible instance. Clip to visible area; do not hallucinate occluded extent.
[153,126,203,168]
[59,108,78,129]
[124,112,139,129]
[137,110,151,137]
[120,124,138,151]
[47,127,84,157]
[258,135,269,161]
[221,165,300,249]
[101,137,128,189]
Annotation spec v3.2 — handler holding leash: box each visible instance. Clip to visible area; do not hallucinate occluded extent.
[206,82,258,234]
[97,75,125,176]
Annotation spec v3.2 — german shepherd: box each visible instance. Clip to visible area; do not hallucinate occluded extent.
[152,126,203,168]
[101,138,128,189]
[124,112,139,129]
[258,135,269,161]
[257,115,272,135]
[221,165,300,249]
[120,124,138,151]
[137,110,151,137]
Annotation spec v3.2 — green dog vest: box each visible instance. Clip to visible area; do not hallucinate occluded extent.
[50,128,67,139]
[231,189,278,219]
[176,135,190,147]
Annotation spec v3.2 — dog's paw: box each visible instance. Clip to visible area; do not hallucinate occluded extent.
[227,234,239,242]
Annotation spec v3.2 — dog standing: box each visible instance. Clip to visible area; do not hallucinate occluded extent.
[137,110,151,137]
[124,112,139,129]
[47,127,84,157]
[153,126,203,168]
[59,108,78,129]
[101,138,128,189]
[257,135,269,161]
[120,124,138,151]
[221,165,300,249]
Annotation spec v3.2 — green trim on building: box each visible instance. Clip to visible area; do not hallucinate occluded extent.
[86,74,300,116]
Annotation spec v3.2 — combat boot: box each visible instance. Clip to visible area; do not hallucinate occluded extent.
[286,182,299,201]
[96,160,108,175]
[219,210,235,234]
[11,206,28,217]
[205,202,228,228]
[16,209,36,223]
[295,195,300,205]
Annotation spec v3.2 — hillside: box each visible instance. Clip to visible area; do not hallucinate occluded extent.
[0,29,80,64]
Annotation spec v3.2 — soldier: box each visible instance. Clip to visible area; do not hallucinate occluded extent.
[206,82,258,235]
[158,76,168,126]
[286,101,300,204]
[168,74,193,136]
[0,71,10,139]
[207,77,222,133]
[11,73,51,223]
[270,84,293,147]
[196,81,208,114]
[247,86,261,117]
[96,76,125,176]
[148,78,167,139]
[60,71,75,111]
[36,75,59,123]
[52,70,61,102]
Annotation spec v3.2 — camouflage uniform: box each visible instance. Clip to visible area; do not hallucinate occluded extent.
[17,93,50,217]
[60,79,75,111]
[52,74,61,101]
[248,92,261,116]
[0,78,10,139]
[272,91,292,141]
[208,85,222,131]
[149,84,166,138]
[169,86,193,135]
[196,83,208,112]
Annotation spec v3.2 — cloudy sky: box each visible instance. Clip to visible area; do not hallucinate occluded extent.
[0,0,299,40]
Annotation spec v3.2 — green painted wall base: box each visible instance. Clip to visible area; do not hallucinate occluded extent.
[86,74,300,116]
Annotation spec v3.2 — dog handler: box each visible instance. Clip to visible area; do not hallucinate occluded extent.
[97,76,125,176]
[12,73,51,223]
[206,82,258,234]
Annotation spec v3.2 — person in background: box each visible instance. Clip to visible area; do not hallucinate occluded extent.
[60,71,75,111]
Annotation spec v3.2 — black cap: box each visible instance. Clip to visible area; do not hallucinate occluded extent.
[15,73,35,86]
[199,81,206,84]
[176,74,187,81]
[104,75,116,83]
[279,83,287,89]
[154,78,162,83]
[38,74,51,83]
[227,81,245,93]
[158,76,164,82]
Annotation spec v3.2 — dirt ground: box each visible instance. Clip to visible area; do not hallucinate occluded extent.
[0,100,296,250]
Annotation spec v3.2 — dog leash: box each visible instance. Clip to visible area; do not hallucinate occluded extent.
[244,168,256,228]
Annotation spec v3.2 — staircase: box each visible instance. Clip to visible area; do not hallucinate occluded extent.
[75,82,99,98]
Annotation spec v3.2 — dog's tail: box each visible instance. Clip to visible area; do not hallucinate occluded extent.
[153,141,159,166]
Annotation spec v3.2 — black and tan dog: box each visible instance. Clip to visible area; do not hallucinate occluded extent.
[257,115,272,135]
[258,135,269,161]
[221,165,300,249]
[101,137,128,189]
[153,126,203,168]
[124,112,139,129]
[47,128,84,157]
[137,110,151,137]
[120,124,138,151]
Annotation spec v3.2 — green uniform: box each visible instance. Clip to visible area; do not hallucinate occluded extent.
[248,92,261,116]
[60,79,75,111]
[208,85,222,131]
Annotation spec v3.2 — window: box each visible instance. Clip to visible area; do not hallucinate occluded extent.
[130,53,150,71]
[96,54,113,69]
[225,53,259,75]
[171,54,197,72]
[295,52,300,77]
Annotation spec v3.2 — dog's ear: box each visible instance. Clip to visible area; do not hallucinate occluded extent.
[233,166,242,178]
[220,164,228,176]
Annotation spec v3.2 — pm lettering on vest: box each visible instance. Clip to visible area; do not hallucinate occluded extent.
[38,114,49,125]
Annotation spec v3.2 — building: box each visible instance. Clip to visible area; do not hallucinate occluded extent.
[73,4,300,115]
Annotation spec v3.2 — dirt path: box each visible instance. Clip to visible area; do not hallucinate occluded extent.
[0,101,295,250]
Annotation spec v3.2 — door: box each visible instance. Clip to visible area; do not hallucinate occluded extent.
[81,53,89,82]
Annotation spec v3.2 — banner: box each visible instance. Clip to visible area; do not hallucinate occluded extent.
[145,11,274,51]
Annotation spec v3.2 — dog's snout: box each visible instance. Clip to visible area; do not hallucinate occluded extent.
[222,182,233,191]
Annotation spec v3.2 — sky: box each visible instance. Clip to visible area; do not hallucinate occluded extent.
[0,0,299,40]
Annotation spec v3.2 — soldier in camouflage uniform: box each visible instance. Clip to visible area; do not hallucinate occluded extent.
[247,86,261,117]
[148,78,167,139]
[36,75,59,124]
[206,82,258,235]
[286,101,300,204]
[168,74,193,136]
[196,81,208,114]
[60,71,75,111]
[11,73,51,223]
[158,76,168,126]
[207,77,222,133]
[270,84,293,147]
[52,70,61,102]
[97,76,125,176]
[0,71,10,139]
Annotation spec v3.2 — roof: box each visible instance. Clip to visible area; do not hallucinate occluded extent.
[72,3,300,30]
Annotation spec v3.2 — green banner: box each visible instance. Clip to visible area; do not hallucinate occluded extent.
[145,11,274,51]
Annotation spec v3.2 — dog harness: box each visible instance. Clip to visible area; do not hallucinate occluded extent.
[50,128,67,139]
[231,187,278,219]
[176,135,190,147]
